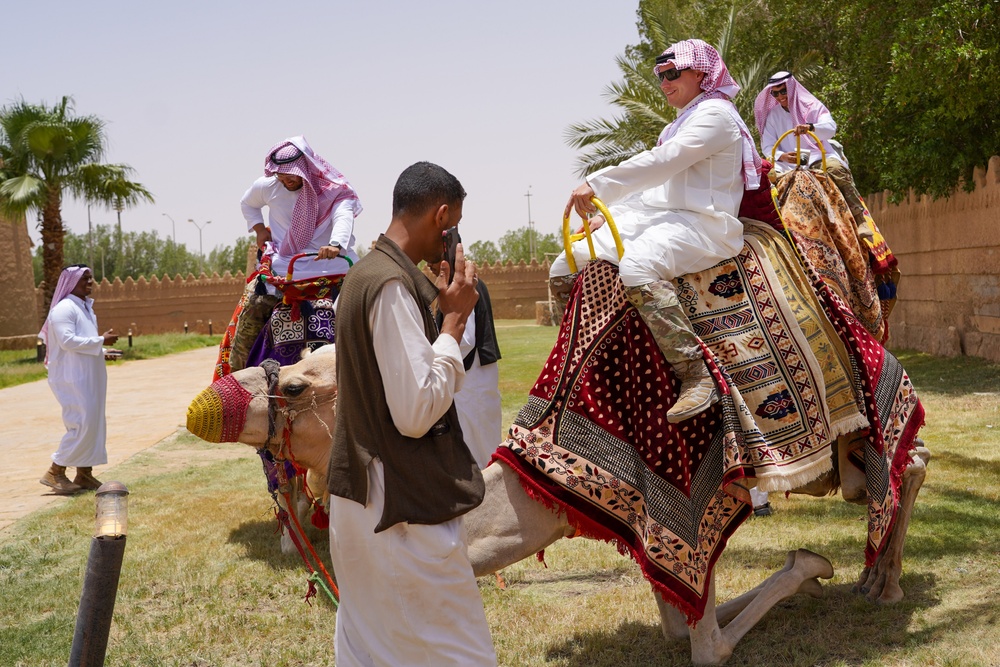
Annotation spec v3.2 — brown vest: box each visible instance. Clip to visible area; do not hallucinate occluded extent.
[327,234,484,532]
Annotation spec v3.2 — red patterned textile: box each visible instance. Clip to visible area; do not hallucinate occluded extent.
[495,260,754,624]
[213,279,254,382]
[796,257,924,564]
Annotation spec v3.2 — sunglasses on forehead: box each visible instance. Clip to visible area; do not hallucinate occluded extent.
[269,146,304,164]
[770,86,788,97]
[657,67,686,83]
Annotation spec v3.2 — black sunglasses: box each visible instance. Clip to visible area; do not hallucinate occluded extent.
[657,68,686,83]
[770,87,788,97]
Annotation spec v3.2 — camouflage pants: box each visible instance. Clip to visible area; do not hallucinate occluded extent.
[624,281,702,364]
[547,273,578,326]
[229,293,281,372]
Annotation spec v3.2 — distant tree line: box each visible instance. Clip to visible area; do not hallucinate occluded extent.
[466,226,564,266]
[31,223,252,285]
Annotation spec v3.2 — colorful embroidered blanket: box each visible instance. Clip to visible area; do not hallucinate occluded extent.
[775,170,885,342]
[496,234,923,622]
[742,221,869,443]
[246,298,337,368]
[675,222,868,491]
[793,254,924,564]
[496,260,756,624]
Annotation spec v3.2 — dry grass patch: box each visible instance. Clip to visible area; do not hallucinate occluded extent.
[0,341,997,666]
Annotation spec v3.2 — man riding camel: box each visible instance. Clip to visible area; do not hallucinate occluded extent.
[755,71,874,242]
[229,136,362,372]
[549,39,762,424]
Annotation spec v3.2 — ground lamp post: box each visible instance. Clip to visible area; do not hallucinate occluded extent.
[69,481,129,667]
[188,218,211,275]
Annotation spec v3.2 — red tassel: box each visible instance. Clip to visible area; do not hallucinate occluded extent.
[311,505,330,530]
[304,579,317,606]
[535,549,548,568]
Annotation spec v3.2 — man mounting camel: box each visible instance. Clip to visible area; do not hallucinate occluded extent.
[549,39,762,424]
[227,136,362,373]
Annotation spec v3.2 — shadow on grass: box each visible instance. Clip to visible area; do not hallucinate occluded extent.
[228,518,332,572]
[543,575,938,667]
[895,349,1000,395]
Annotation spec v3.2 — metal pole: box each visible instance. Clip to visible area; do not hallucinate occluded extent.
[87,205,94,270]
[525,186,535,261]
[162,213,176,243]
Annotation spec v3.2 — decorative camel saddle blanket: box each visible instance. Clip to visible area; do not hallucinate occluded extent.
[495,224,924,624]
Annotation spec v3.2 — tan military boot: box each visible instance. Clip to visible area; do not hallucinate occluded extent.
[40,463,82,495]
[73,467,103,491]
[625,281,718,423]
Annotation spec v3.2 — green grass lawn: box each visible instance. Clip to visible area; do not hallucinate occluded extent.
[1,325,997,666]
[0,333,220,389]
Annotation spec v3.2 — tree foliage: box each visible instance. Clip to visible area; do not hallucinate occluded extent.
[32,225,252,284]
[568,0,1000,199]
[468,227,562,266]
[0,96,154,307]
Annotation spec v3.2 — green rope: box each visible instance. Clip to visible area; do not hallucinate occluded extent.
[308,571,338,607]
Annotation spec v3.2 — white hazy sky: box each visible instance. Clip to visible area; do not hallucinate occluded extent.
[4,1,642,260]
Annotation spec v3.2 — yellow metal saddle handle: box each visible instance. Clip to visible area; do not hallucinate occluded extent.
[771,128,827,173]
[561,196,625,274]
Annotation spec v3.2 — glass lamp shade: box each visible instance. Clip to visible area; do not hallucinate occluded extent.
[94,481,129,538]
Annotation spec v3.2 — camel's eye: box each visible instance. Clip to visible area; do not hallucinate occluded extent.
[283,383,307,397]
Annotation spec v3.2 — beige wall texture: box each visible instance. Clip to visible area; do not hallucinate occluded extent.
[0,213,41,349]
[868,155,1000,362]
[35,272,249,337]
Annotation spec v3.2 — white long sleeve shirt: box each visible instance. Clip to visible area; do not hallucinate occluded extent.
[241,176,359,285]
[369,280,465,439]
[588,102,745,222]
[761,107,848,172]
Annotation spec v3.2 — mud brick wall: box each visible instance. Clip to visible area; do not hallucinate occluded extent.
[868,156,1000,362]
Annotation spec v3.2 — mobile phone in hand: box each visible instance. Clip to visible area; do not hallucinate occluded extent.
[442,227,461,284]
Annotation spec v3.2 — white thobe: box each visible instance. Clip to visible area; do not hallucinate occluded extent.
[45,295,109,467]
[760,106,848,174]
[453,313,503,469]
[329,280,497,667]
[550,95,746,286]
[241,176,360,294]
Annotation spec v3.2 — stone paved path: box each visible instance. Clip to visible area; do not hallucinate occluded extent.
[0,346,219,533]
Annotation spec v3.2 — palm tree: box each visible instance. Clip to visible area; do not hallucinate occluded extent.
[0,96,154,309]
[564,2,821,177]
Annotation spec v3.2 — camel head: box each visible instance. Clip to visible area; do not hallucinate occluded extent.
[186,345,338,475]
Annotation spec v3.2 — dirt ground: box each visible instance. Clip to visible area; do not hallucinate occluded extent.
[0,346,222,533]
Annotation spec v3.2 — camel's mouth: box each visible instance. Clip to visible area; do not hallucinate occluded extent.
[186,374,251,443]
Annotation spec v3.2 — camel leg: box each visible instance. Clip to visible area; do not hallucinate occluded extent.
[654,567,825,642]
[853,444,929,603]
[687,550,834,665]
[653,589,692,640]
[465,462,576,577]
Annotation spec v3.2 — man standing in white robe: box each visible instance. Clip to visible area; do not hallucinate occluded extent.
[39,265,119,494]
[327,162,496,666]
[550,39,762,424]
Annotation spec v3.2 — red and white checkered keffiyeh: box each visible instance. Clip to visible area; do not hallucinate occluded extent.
[264,136,362,256]
[653,39,761,190]
[753,72,830,153]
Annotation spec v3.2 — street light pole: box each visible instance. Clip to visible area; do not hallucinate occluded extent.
[524,186,535,261]
[188,218,211,275]
[161,213,176,244]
